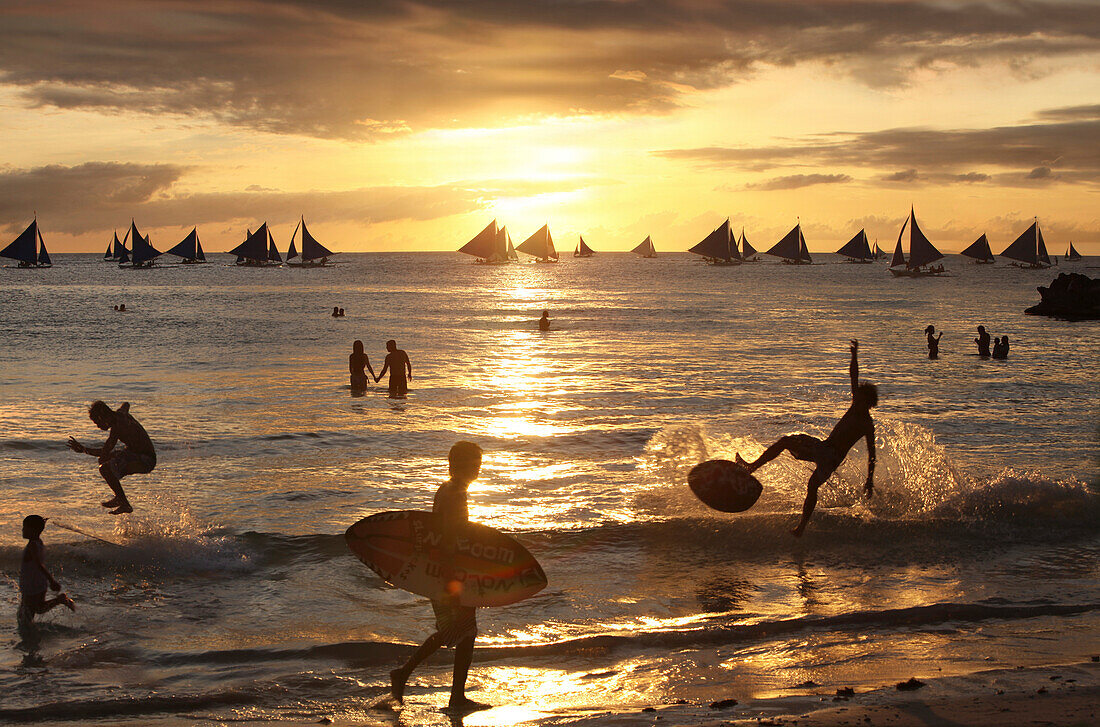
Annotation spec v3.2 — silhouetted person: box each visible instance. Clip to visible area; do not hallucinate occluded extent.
[113,305,119,311]
[376,340,412,398]
[738,340,876,537]
[925,325,942,359]
[390,441,490,713]
[67,401,155,515]
[975,325,991,358]
[19,515,75,635]
[332,306,340,317]
[538,310,550,331]
[349,340,375,392]
[338,308,346,317]
[992,335,1010,360]
[118,304,126,312]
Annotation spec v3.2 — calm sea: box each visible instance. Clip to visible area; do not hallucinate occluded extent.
[1,253,1097,724]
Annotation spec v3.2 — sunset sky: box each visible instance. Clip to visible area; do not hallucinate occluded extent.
[1,0,1097,254]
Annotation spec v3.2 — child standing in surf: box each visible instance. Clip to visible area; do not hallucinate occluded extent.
[67,401,156,515]
[738,340,877,536]
[389,441,489,713]
[18,515,76,634]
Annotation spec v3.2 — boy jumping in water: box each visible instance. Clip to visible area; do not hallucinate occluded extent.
[738,340,877,537]
[389,441,489,713]
[19,515,76,633]
[67,401,156,515]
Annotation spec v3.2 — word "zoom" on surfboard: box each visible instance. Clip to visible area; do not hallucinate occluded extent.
[346,510,547,608]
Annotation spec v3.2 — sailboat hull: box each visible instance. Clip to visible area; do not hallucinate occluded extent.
[889,267,948,278]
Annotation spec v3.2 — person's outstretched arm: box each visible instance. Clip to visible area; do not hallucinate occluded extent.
[849,339,859,395]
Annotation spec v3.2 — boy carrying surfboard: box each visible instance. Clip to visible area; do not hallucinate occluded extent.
[737,340,877,537]
[389,441,490,713]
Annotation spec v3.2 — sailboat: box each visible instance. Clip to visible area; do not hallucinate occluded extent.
[632,236,657,258]
[739,229,759,262]
[871,241,887,260]
[836,229,874,263]
[1065,242,1083,261]
[286,217,336,267]
[230,223,281,266]
[119,221,162,268]
[2,217,50,268]
[458,220,509,264]
[1,217,52,268]
[574,236,595,257]
[960,234,995,264]
[766,222,812,264]
[166,228,206,264]
[888,207,946,277]
[502,226,518,261]
[689,219,740,265]
[1000,219,1051,269]
[103,230,129,262]
[516,224,558,263]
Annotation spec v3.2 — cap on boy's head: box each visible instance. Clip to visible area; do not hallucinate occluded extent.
[23,515,47,534]
[448,441,482,476]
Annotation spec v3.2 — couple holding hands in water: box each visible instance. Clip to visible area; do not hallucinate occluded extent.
[350,340,413,398]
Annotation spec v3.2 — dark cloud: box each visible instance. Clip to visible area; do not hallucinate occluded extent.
[0,1,1096,138]
[0,161,603,236]
[955,172,989,183]
[745,173,852,190]
[883,169,919,182]
[1027,166,1054,179]
[656,105,1100,183]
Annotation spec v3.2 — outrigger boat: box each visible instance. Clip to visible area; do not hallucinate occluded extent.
[1,216,51,268]
[631,236,657,258]
[573,236,595,257]
[1000,219,1052,269]
[836,229,874,263]
[960,234,995,264]
[286,217,336,267]
[230,223,282,266]
[458,219,511,264]
[516,224,559,263]
[888,207,946,277]
[689,219,740,266]
[766,222,812,264]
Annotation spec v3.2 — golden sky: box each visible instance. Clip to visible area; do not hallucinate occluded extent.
[0,0,1097,254]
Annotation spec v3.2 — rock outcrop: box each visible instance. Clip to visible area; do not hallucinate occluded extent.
[1024,273,1100,320]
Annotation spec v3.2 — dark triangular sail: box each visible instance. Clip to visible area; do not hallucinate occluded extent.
[229,223,271,262]
[267,228,282,262]
[118,246,130,264]
[836,229,873,260]
[1,219,39,265]
[37,229,51,266]
[906,210,943,269]
[689,219,739,262]
[574,236,594,257]
[128,221,162,265]
[104,241,112,259]
[458,220,502,260]
[287,219,301,260]
[166,228,203,261]
[301,220,335,261]
[632,236,656,257]
[516,224,557,260]
[113,230,128,258]
[493,225,512,261]
[505,229,518,260]
[196,237,205,261]
[960,234,994,262]
[890,216,907,268]
[766,223,806,261]
[1000,221,1046,266]
[1066,242,1082,261]
[740,231,757,258]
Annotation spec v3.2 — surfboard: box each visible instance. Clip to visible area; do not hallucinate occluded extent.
[346,510,547,607]
[688,459,763,513]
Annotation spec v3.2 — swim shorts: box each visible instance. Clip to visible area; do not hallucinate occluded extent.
[105,447,156,479]
[784,434,843,477]
[431,599,477,647]
[389,375,408,398]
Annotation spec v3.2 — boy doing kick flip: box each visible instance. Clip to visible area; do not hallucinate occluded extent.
[68,401,156,515]
[738,340,877,537]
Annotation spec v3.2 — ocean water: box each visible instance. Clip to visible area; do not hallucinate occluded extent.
[0,252,1097,725]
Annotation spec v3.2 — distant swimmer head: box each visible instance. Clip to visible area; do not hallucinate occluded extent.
[541,310,549,317]
[856,382,879,408]
[22,514,47,538]
[332,306,340,316]
[353,340,364,354]
[449,440,482,483]
[88,400,114,429]
[386,339,397,351]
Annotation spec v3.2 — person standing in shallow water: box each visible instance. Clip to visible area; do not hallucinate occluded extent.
[390,441,490,713]
[975,325,991,358]
[19,515,76,635]
[376,339,412,398]
[349,340,375,392]
[538,310,550,331]
[67,401,156,514]
[925,325,942,359]
[737,341,877,537]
